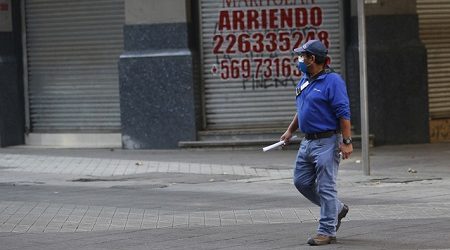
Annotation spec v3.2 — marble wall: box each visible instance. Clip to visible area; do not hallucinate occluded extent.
[118,1,198,149]
[0,0,25,147]
[345,13,429,145]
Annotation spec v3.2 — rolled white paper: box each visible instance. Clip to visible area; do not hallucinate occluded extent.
[263,135,297,152]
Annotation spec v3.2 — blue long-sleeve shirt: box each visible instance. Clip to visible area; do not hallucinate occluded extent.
[295,71,351,134]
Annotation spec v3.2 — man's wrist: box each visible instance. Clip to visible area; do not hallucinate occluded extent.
[343,137,352,145]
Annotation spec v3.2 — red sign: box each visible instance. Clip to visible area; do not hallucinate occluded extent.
[211,3,331,90]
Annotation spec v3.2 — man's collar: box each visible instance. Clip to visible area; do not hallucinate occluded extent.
[305,67,334,81]
[306,70,325,82]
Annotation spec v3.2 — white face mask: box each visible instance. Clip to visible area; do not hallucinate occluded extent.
[297,55,312,74]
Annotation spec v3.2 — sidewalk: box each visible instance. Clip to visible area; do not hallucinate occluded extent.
[0,143,449,249]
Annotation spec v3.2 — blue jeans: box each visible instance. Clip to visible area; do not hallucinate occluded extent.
[293,134,343,236]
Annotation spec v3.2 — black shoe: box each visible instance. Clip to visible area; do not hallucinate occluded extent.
[307,234,337,246]
[336,204,349,231]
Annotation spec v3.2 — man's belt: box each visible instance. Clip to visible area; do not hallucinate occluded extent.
[304,130,338,140]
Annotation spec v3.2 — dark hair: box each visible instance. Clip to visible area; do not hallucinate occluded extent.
[304,52,327,65]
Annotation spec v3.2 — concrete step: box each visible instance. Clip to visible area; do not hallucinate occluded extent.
[197,128,286,141]
[179,129,374,149]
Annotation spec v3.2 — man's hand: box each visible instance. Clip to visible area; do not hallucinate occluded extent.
[281,114,298,145]
[280,130,293,144]
[339,143,353,160]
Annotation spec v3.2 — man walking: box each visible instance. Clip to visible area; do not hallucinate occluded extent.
[281,40,352,246]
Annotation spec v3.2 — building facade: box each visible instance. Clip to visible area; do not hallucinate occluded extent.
[0,0,448,148]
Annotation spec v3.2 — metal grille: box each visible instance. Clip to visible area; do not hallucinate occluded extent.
[199,0,343,129]
[417,0,450,119]
[25,0,124,132]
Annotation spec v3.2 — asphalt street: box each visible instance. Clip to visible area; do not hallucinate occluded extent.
[0,143,449,249]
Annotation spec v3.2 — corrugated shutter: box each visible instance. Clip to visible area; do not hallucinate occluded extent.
[25,0,124,132]
[199,0,343,129]
[417,0,450,119]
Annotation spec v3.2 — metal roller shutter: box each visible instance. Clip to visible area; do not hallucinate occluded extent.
[24,0,124,132]
[199,0,344,129]
[417,0,450,119]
